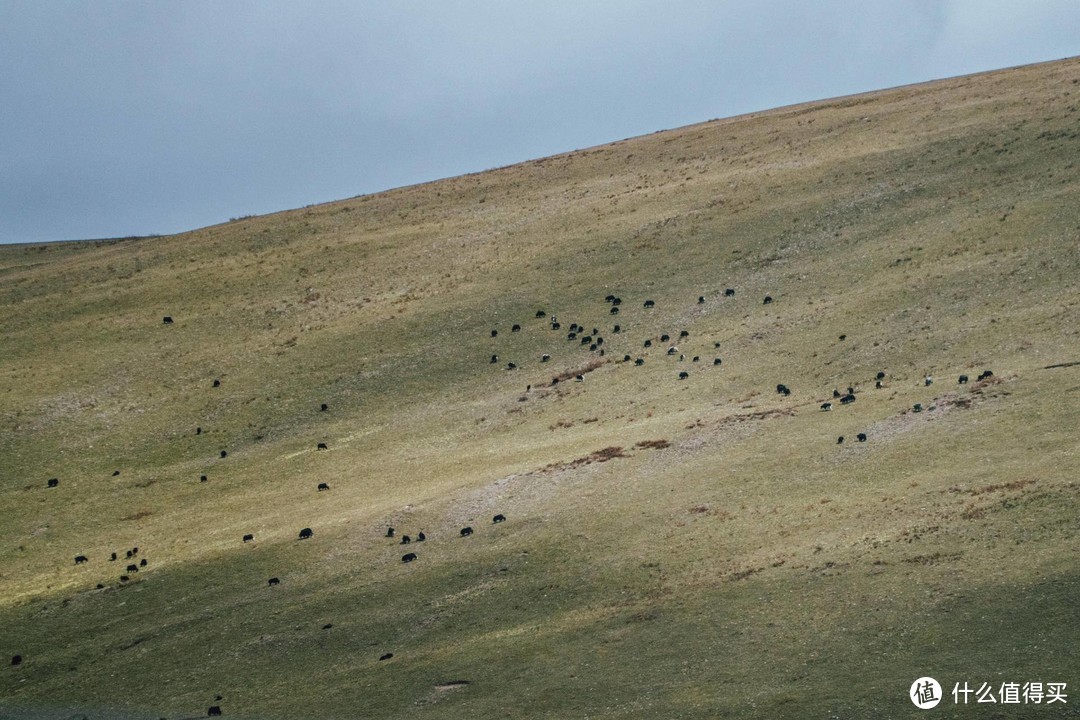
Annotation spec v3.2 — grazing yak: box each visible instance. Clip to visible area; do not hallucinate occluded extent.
[127,564,139,573]
[317,482,330,491]
[208,706,222,717]
[635,358,645,366]
[644,299,655,308]
[299,528,313,540]
[243,534,254,543]
[321,403,329,411]
[417,531,426,541]
[47,478,58,488]
[958,374,969,384]
[200,475,208,482]
[698,296,705,304]
[610,306,620,315]
[220,450,228,458]
[74,555,88,565]
[536,310,546,318]
[493,514,506,523]
[678,371,689,380]
[541,354,550,362]
[317,442,328,450]
[11,655,22,666]
[162,316,174,324]
[401,535,411,544]
[402,553,417,563]
[876,371,886,380]
[379,653,394,661]
[644,339,653,348]
[490,354,498,364]
[460,527,474,537]
[512,324,521,332]
[837,436,844,444]
[857,433,867,442]
[267,577,280,586]
[763,296,773,304]
[978,370,994,381]
[661,334,670,342]
[613,324,621,333]
[491,329,498,337]
[776,384,791,396]
[840,394,856,405]
[821,402,832,411]
[713,358,722,366]
[386,527,395,538]
[724,288,735,297]
[212,379,220,388]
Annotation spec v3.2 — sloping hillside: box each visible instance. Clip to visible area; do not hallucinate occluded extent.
[1,57,1078,719]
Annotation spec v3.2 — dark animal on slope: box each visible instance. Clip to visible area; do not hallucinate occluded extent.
[876,371,886,380]
[47,478,58,488]
[568,332,577,340]
[491,355,498,364]
[680,330,689,338]
[127,564,139,573]
[613,324,620,333]
[551,377,559,385]
[667,347,677,356]
[243,534,254,543]
[208,707,222,717]
[724,288,735,297]
[679,371,689,379]
[196,426,202,434]
[713,358,722,365]
[112,470,120,476]
[839,334,846,341]
[875,380,883,389]
[635,358,645,366]
[612,297,622,305]
[162,316,173,324]
[493,514,506,523]
[623,354,631,362]
[575,375,584,382]
[512,324,521,332]
[220,450,228,458]
[644,300,655,308]
[840,394,856,405]
[833,389,841,399]
[611,306,620,314]
[692,356,699,362]
[978,370,994,381]
[299,528,313,539]
[605,294,616,302]
[698,296,705,304]
[402,553,417,563]
[417,531,426,541]
[460,527,474,537]
[589,344,597,351]
[507,362,517,370]
[536,310,546,318]
[551,322,560,330]
[660,334,670,342]
[321,403,329,411]
[857,433,867,442]
[379,653,394,661]
[110,552,117,561]
[386,527,395,537]
[74,555,88,565]
[837,436,844,444]
[821,402,832,411]
[644,339,652,348]
[119,575,130,583]
[958,374,969,384]
[131,547,138,555]
[763,296,773,304]
[913,404,923,413]
[491,329,498,337]
[126,550,133,558]
[776,384,791,396]
[140,558,148,567]
[317,442,328,450]
[11,655,21,666]
[318,483,330,491]
[268,577,280,586]
[401,535,411,544]
[201,475,208,482]
[541,354,550,362]
[570,323,579,331]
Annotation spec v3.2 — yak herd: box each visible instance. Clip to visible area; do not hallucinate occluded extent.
[14,287,995,717]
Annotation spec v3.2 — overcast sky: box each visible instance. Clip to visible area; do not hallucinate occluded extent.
[1,1,1078,244]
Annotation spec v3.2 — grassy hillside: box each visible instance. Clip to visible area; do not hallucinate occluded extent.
[1,57,1079,719]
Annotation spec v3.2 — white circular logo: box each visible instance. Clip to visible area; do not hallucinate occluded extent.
[910,677,942,709]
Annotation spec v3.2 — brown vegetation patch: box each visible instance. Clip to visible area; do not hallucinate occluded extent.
[541,446,629,472]
[434,680,471,691]
[120,510,154,521]
[903,552,962,565]
[635,439,671,449]
[551,358,608,383]
[948,478,1036,496]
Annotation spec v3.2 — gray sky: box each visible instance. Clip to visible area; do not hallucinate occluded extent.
[1,1,1078,244]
